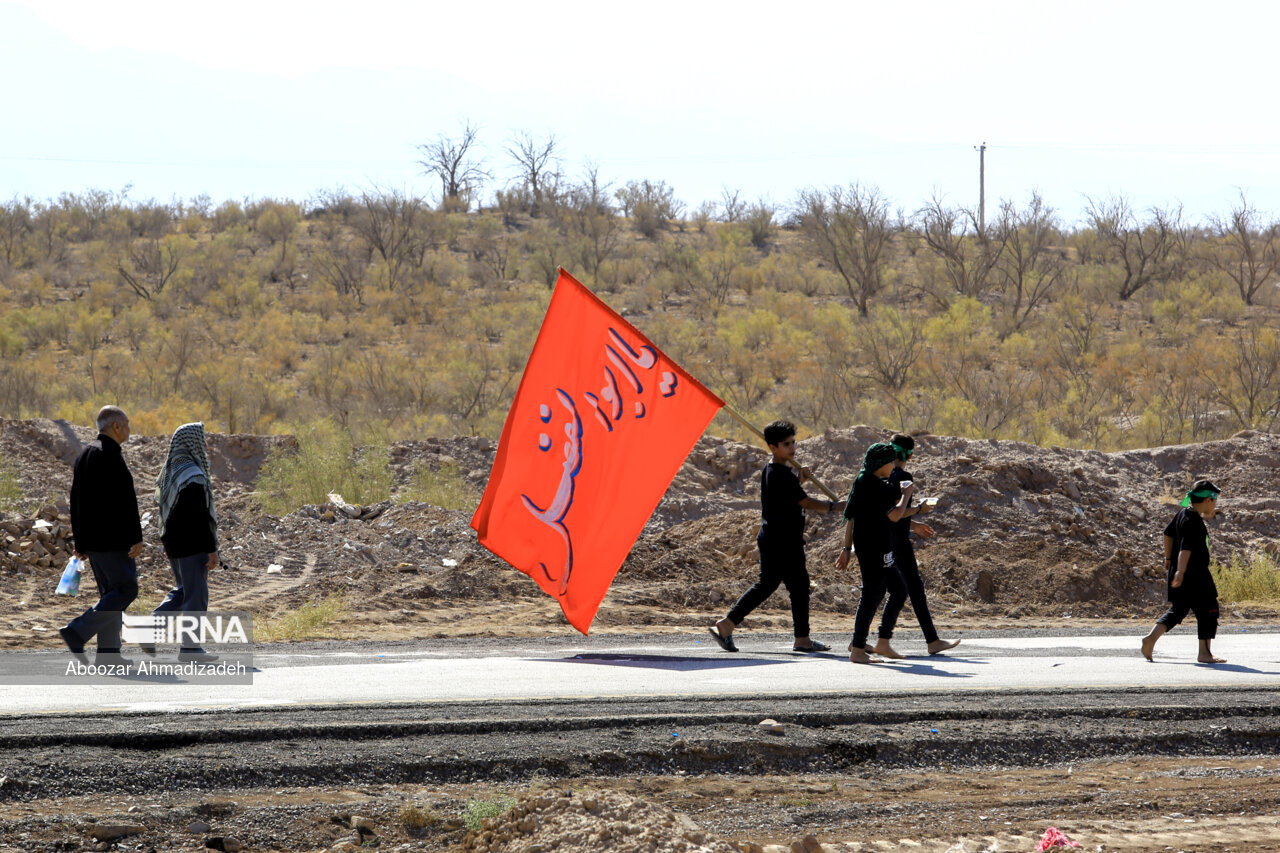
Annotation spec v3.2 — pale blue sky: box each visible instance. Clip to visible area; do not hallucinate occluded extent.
[3,0,1279,226]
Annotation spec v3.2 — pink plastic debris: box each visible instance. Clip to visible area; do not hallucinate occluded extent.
[1036,827,1081,850]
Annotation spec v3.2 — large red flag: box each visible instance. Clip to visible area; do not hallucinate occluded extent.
[471,269,724,634]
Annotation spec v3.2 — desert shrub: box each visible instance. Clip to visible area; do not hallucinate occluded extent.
[1213,551,1280,605]
[257,592,349,642]
[255,422,392,515]
[404,459,479,512]
[744,199,776,248]
[399,804,442,835]
[0,455,25,512]
[463,794,517,831]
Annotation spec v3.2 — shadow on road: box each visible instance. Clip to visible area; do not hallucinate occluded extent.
[1182,661,1280,675]
[877,659,978,678]
[551,653,791,671]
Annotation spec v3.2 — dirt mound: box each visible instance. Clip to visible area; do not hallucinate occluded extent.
[460,787,740,853]
[2,417,1278,650]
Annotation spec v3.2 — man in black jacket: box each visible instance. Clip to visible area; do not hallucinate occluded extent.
[60,406,143,665]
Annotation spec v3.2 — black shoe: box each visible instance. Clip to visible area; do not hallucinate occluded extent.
[137,643,157,656]
[178,649,219,663]
[59,627,89,665]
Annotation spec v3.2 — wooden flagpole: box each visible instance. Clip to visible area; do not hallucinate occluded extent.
[719,403,840,501]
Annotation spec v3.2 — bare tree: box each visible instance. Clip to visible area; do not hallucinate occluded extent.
[1206,191,1280,306]
[795,184,897,316]
[1085,195,1185,300]
[116,234,192,300]
[719,187,746,223]
[914,194,1007,299]
[1201,322,1280,432]
[350,188,427,292]
[416,121,491,211]
[992,193,1071,333]
[0,196,32,269]
[505,132,561,217]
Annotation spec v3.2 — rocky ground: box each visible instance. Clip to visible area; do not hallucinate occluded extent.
[2,688,1280,852]
[2,417,1280,852]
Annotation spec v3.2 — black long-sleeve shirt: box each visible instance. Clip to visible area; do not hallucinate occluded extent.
[69,433,143,553]
[161,482,217,558]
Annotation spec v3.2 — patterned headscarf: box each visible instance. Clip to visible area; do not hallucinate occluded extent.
[155,422,217,547]
[843,442,901,520]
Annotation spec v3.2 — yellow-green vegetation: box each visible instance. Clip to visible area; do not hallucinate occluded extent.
[404,458,480,512]
[1213,552,1280,605]
[0,455,24,513]
[2,185,1279,450]
[399,804,442,834]
[255,422,392,515]
[463,794,518,831]
[126,589,170,614]
[256,592,349,642]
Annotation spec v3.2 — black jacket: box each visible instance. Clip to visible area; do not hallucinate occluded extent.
[161,482,217,558]
[69,434,143,553]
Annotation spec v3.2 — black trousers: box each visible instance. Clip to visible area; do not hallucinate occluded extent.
[64,550,138,651]
[851,548,907,649]
[890,545,940,643]
[1157,585,1219,640]
[727,536,809,639]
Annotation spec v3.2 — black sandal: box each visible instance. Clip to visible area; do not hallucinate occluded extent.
[707,626,738,652]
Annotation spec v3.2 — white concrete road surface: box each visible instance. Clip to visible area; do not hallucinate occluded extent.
[2,631,1278,715]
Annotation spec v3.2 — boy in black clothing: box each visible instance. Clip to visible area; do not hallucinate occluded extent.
[1141,480,1225,664]
[709,421,845,653]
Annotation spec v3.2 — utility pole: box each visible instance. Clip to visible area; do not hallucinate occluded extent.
[975,141,987,235]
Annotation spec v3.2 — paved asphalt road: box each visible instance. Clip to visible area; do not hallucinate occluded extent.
[2,629,1278,715]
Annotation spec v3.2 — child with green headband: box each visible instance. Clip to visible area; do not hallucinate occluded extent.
[1141,479,1225,664]
[836,441,918,664]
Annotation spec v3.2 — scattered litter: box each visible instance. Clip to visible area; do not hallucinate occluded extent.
[670,732,679,738]
[31,625,47,632]
[442,558,458,567]
[930,728,939,734]
[1035,827,1080,850]
[139,511,152,528]
[266,564,283,574]
[32,519,53,530]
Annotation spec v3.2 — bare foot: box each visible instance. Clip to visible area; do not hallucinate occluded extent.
[1198,654,1226,664]
[849,648,883,664]
[1140,636,1156,661]
[871,640,904,660]
[927,639,961,655]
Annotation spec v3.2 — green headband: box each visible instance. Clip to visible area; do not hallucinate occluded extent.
[1180,488,1220,507]
[892,444,912,461]
[863,442,898,471]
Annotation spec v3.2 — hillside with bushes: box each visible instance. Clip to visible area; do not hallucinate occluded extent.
[1,178,1278,449]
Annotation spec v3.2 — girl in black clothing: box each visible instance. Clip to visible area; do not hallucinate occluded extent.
[1141,480,1224,664]
[879,435,961,657]
[835,442,914,664]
